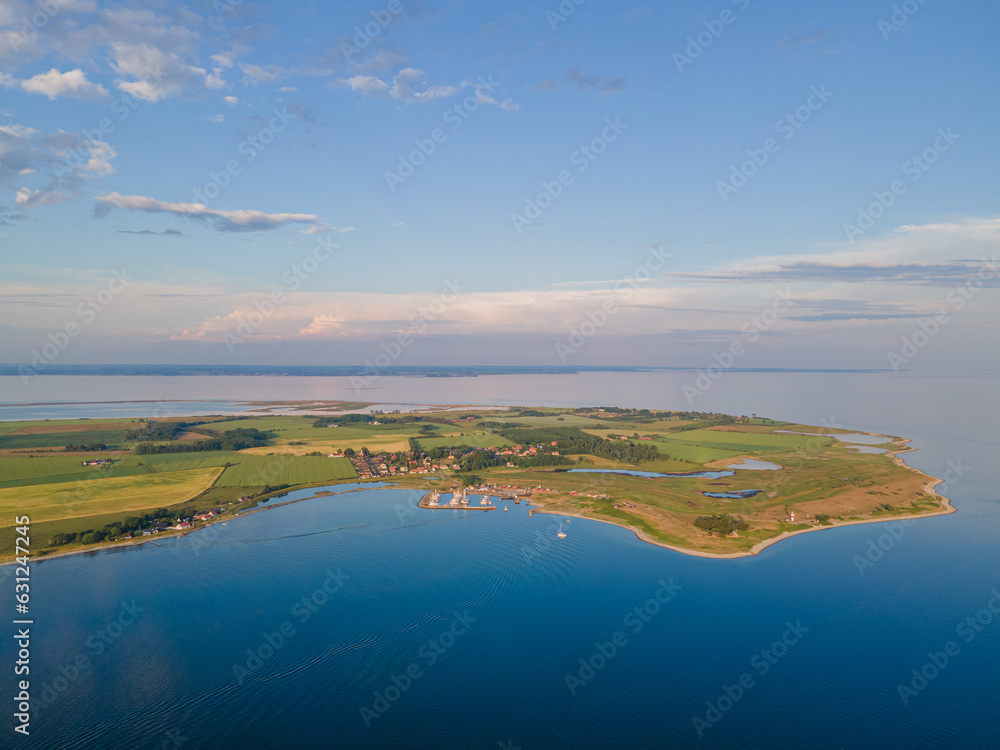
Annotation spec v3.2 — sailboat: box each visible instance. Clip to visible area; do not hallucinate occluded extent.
[557,523,567,538]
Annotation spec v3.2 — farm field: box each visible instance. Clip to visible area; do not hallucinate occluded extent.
[414,433,514,450]
[0,430,130,450]
[0,452,239,488]
[0,467,223,526]
[214,455,356,486]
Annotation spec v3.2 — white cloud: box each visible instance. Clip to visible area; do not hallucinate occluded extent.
[298,315,345,337]
[223,95,240,106]
[471,87,519,111]
[347,50,408,76]
[334,68,457,104]
[73,139,116,176]
[20,68,109,100]
[0,121,115,209]
[297,224,355,236]
[111,43,218,102]
[16,187,70,208]
[94,191,330,233]
[240,62,283,85]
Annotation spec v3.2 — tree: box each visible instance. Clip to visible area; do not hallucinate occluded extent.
[343,448,356,457]
[122,516,142,531]
[81,532,100,545]
[694,514,749,535]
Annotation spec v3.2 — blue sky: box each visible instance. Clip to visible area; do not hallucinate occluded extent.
[1,0,998,370]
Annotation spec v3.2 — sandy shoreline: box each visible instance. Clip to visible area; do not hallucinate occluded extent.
[529,431,954,560]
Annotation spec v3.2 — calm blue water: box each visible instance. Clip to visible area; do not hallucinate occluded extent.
[237,482,391,512]
[1,371,998,749]
[703,490,762,499]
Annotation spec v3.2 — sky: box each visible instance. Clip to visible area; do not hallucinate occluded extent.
[0,0,998,371]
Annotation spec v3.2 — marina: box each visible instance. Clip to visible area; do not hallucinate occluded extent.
[419,491,495,511]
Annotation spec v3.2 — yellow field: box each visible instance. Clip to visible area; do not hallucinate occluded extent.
[0,467,224,526]
[241,437,412,455]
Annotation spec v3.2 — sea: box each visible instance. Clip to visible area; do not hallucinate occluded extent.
[1,371,997,749]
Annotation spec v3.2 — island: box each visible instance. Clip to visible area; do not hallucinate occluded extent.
[0,404,953,562]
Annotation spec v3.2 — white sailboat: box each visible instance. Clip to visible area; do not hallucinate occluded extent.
[557,523,567,538]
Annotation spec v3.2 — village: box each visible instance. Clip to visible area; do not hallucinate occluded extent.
[339,439,569,479]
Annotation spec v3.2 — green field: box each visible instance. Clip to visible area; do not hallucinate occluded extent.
[214,455,356,486]
[414,433,513,450]
[0,419,137,435]
[647,439,743,464]
[0,430,130,450]
[659,429,830,452]
[0,467,224,527]
[0,452,241,488]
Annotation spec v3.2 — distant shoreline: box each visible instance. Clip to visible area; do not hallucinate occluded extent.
[0,364,891,379]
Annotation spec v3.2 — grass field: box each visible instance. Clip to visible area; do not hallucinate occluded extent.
[655,429,829,454]
[414,433,513,450]
[648,439,743,465]
[214,455,356,486]
[0,467,224,527]
[0,419,139,436]
[0,430,130,450]
[0,452,240,489]
[0,455,128,481]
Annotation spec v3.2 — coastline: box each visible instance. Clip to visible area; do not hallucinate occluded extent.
[1,482,392,567]
[1,428,954,566]
[529,431,954,560]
